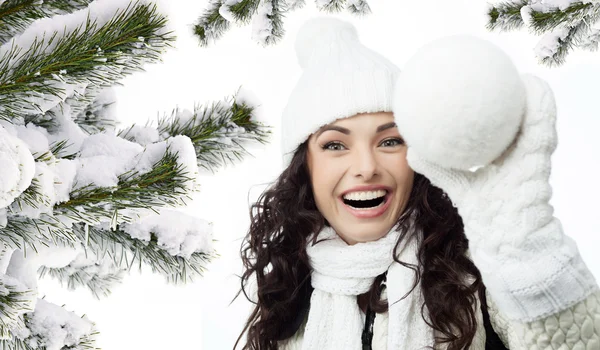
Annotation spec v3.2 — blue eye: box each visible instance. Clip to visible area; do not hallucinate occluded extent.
[381,138,405,147]
[322,141,346,151]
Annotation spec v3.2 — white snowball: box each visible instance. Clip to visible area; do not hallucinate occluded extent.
[393,35,525,170]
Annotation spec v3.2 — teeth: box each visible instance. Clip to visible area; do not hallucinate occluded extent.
[343,189,387,201]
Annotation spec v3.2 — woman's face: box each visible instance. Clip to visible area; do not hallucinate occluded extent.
[307,112,414,245]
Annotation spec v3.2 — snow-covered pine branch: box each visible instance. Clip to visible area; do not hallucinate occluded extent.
[120,90,271,173]
[0,0,175,121]
[38,249,126,300]
[487,0,600,66]
[0,0,271,346]
[75,218,214,285]
[0,0,95,45]
[193,0,371,46]
[16,298,99,350]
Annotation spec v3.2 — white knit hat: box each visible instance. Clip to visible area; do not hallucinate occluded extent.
[280,16,401,168]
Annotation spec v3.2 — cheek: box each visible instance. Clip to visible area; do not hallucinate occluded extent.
[389,155,414,192]
[310,163,347,217]
[311,161,339,198]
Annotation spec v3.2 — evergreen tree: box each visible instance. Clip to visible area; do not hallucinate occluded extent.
[487,0,600,66]
[0,0,270,348]
[193,0,372,46]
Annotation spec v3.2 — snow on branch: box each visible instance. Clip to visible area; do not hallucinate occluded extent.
[487,0,600,66]
[193,0,371,46]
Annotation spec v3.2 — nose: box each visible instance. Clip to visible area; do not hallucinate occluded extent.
[351,146,379,180]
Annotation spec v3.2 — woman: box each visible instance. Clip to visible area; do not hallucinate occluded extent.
[234,17,600,350]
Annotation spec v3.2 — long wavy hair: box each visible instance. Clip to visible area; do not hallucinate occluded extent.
[234,139,488,350]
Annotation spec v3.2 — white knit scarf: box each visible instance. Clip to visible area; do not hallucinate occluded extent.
[302,223,436,350]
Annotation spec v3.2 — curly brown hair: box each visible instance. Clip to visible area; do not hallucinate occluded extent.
[234,139,486,350]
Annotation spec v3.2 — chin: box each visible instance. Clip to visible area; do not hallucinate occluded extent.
[345,230,390,244]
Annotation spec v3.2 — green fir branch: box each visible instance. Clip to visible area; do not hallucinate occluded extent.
[0,1,175,121]
[10,178,51,213]
[540,20,589,67]
[0,338,36,350]
[148,95,271,173]
[0,0,94,45]
[193,0,370,46]
[0,215,77,251]
[317,0,346,13]
[38,263,125,300]
[261,0,286,46]
[55,148,194,225]
[193,0,230,47]
[31,139,76,162]
[74,224,216,285]
[0,284,34,340]
[529,2,598,33]
[229,0,261,24]
[486,0,527,31]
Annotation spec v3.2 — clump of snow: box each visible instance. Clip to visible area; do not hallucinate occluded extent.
[53,158,77,205]
[0,125,36,208]
[75,133,144,189]
[10,161,56,220]
[121,208,213,259]
[219,0,243,22]
[22,299,95,350]
[44,103,88,156]
[520,5,534,27]
[29,242,82,269]
[59,250,125,289]
[534,26,570,59]
[123,125,160,146]
[14,123,51,157]
[6,249,40,290]
[132,135,199,191]
[251,0,274,45]
[234,86,265,124]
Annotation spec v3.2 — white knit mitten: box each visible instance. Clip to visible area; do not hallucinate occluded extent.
[406,74,598,323]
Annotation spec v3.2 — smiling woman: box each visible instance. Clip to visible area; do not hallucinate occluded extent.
[233,15,600,350]
[307,113,414,245]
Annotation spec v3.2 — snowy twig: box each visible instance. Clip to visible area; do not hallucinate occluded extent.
[487,0,600,66]
[122,93,271,173]
[74,221,216,285]
[0,0,94,45]
[194,0,372,46]
[0,1,175,121]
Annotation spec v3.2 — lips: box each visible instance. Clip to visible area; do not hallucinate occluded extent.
[338,185,393,218]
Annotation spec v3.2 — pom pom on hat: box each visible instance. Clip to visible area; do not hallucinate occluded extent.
[294,17,359,69]
[393,35,526,170]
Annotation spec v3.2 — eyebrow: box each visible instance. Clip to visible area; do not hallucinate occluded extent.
[315,121,397,138]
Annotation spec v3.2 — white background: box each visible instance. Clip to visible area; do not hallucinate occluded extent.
[38,1,600,349]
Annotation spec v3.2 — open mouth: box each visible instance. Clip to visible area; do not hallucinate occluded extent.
[342,191,388,210]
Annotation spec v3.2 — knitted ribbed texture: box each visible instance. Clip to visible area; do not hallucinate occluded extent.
[302,225,399,350]
[279,271,600,349]
[406,74,599,323]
